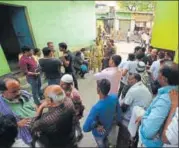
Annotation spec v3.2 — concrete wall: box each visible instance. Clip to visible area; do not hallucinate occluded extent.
[0,1,96,76]
[0,1,96,50]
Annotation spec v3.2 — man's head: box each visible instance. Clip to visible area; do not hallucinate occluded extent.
[60,74,73,91]
[127,73,141,86]
[141,47,146,53]
[44,85,66,107]
[148,46,153,53]
[157,51,165,60]
[42,47,53,57]
[106,39,112,47]
[47,42,54,51]
[59,42,67,52]
[76,51,81,57]
[136,52,144,61]
[109,39,114,46]
[158,61,179,87]
[33,48,41,57]
[97,79,111,97]
[109,55,122,67]
[0,115,18,148]
[134,46,142,54]
[80,48,86,53]
[136,61,146,73]
[165,52,173,61]
[128,53,135,61]
[151,49,157,57]
[0,77,21,100]
[21,46,33,56]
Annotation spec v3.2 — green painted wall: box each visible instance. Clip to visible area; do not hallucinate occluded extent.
[0,1,96,76]
[151,1,178,51]
[0,46,11,76]
[0,1,96,49]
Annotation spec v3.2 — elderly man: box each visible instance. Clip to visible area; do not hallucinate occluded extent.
[0,76,36,146]
[30,85,76,148]
[60,74,84,142]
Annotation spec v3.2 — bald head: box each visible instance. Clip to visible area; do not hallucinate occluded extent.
[0,77,20,100]
[44,85,65,104]
[158,61,179,86]
[6,79,20,90]
[151,49,157,57]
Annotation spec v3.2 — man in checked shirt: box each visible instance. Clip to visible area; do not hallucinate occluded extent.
[30,85,77,148]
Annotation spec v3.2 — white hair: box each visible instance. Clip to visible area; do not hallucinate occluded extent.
[47,91,66,104]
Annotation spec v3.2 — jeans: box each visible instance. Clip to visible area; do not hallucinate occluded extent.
[94,136,108,148]
[47,78,61,85]
[27,76,41,105]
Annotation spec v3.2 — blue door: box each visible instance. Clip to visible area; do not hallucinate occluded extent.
[9,7,34,49]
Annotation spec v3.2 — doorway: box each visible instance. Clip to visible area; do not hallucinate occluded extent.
[0,4,35,72]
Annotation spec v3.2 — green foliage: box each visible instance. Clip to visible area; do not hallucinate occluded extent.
[117,1,156,12]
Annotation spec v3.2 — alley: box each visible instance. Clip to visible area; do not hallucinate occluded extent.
[78,41,139,147]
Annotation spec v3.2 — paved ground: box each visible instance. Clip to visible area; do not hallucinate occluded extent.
[78,41,139,147]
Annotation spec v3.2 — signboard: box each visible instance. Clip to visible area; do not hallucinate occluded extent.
[151,1,178,51]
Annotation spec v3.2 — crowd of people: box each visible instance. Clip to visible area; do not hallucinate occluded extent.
[0,36,178,148]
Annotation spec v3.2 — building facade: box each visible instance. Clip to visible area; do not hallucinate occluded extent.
[96,10,153,39]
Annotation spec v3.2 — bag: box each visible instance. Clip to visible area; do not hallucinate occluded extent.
[80,64,88,72]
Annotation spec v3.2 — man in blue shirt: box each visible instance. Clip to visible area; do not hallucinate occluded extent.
[137,61,178,147]
[83,79,120,147]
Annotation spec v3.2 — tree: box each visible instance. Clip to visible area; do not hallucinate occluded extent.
[117,1,156,12]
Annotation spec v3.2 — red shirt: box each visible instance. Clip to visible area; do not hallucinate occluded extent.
[19,55,38,77]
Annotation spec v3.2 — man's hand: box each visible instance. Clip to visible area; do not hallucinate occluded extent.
[17,118,31,128]
[135,116,142,124]
[170,90,178,108]
[96,125,106,135]
[39,100,49,109]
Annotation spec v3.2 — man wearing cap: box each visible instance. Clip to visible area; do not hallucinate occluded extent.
[136,61,152,93]
[30,85,76,148]
[60,74,84,142]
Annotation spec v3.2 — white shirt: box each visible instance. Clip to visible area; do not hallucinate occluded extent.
[122,60,138,84]
[118,59,127,69]
[121,81,152,123]
[165,107,178,146]
[81,52,85,61]
[150,59,160,80]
